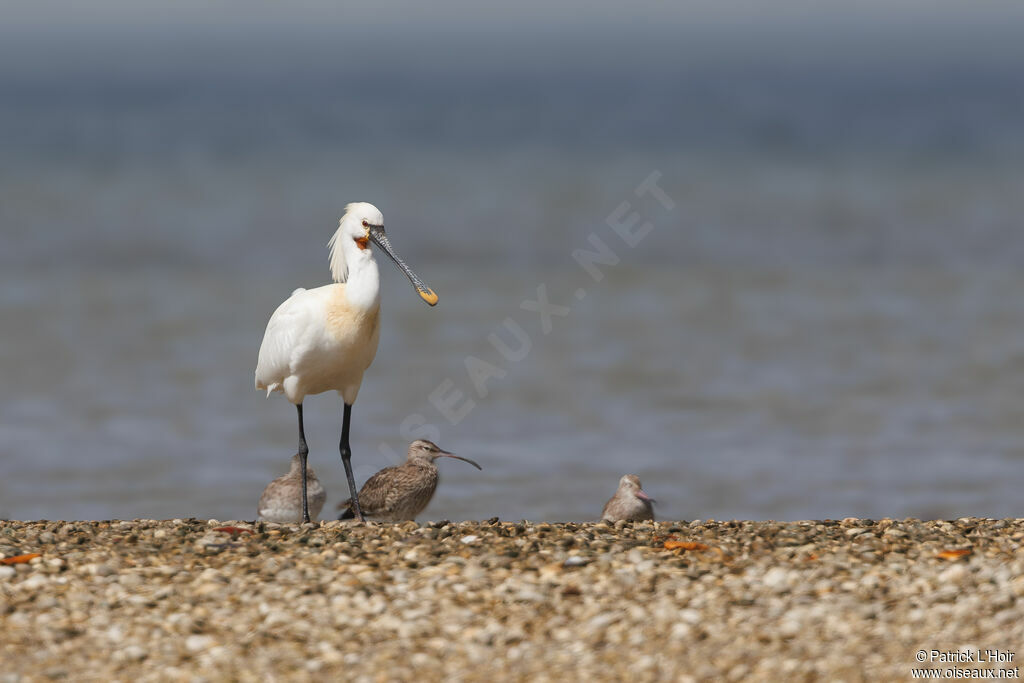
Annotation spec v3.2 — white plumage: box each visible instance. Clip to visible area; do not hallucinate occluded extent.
[254,202,437,522]
[255,282,382,405]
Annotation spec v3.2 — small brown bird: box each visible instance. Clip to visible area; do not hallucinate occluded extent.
[601,474,655,522]
[337,440,482,521]
[258,453,327,523]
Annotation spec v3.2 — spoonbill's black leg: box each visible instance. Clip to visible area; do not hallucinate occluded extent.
[296,403,310,523]
[339,403,364,521]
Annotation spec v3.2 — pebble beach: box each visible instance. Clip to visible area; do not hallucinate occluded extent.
[2,517,1023,682]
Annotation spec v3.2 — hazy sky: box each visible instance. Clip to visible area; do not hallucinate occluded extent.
[3,0,1022,80]
[3,0,1022,29]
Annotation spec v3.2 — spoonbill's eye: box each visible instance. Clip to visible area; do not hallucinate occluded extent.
[362,220,369,227]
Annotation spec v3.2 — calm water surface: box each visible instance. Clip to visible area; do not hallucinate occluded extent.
[1,13,1023,521]
[1,265,1022,521]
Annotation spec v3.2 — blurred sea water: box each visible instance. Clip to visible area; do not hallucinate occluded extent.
[1,7,1023,521]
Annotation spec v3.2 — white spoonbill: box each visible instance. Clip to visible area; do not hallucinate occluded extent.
[255,202,438,522]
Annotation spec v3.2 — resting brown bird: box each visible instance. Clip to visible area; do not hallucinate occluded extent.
[337,440,482,521]
[258,453,327,523]
[601,474,655,522]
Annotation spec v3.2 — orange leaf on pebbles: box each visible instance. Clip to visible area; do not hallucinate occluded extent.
[936,549,972,561]
[1,553,41,565]
[664,541,709,552]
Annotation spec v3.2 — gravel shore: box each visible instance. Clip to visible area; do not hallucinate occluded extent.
[2,517,1023,681]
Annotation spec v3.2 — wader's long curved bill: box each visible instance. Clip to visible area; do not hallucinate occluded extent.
[437,451,483,470]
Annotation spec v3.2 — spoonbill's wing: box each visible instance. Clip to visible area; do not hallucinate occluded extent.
[255,287,312,395]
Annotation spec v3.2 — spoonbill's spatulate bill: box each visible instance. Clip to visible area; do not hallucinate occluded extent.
[255,202,437,522]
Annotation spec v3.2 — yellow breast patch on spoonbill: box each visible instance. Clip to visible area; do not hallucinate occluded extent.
[354,236,370,250]
[325,288,380,343]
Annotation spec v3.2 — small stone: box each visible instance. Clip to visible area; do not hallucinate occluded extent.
[677,609,701,625]
[762,567,792,590]
[670,622,693,640]
[778,619,801,638]
[21,574,48,590]
[118,573,142,588]
[185,635,213,653]
[939,564,969,584]
[119,645,147,662]
[515,589,544,603]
